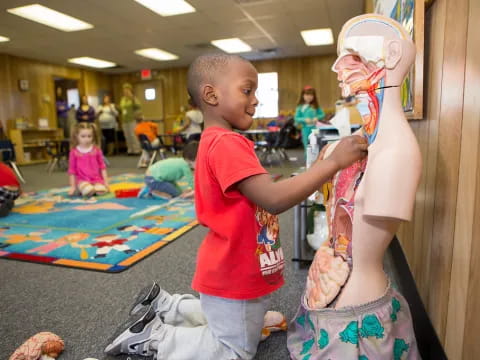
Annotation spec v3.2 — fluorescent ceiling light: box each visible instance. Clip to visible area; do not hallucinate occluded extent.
[68,57,116,69]
[301,28,334,46]
[135,48,179,61]
[0,36,10,42]
[7,4,93,32]
[134,0,196,16]
[211,38,252,53]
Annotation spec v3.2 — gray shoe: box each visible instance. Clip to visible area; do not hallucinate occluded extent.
[104,305,160,356]
[130,282,169,316]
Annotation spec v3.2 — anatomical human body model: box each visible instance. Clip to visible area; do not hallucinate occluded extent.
[288,14,422,360]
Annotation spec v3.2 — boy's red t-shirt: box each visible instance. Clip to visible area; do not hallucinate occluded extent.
[0,163,19,187]
[192,127,285,300]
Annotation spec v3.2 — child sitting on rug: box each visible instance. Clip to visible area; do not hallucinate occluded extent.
[105,54,367,360]
[68,122,109,197]
[0,162,21,217]
[138,141,198,199]
[134,112,163,168]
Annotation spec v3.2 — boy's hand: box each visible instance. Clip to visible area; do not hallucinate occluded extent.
[67,187,76,196]
[326,135,368,170]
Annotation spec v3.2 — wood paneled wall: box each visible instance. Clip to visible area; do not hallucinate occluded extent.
[396,0,480,358]
[0,54,112,132]
[1,53,339,135]
[111,54,340,132]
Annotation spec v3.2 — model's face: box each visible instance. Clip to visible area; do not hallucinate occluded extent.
[81,95,88,105]
[216,60,259,130]
[123,88,132,97]
[303,93,314,104]
[333,54,379,97]
[77,129,94,146]
[104,95,110,104]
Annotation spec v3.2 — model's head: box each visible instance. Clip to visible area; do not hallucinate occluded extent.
[187,53,258,130]
[332,14,415,97]
[71,122,98,147]
[103,94,111,104]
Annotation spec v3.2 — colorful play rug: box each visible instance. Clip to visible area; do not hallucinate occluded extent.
[0,174,197,272]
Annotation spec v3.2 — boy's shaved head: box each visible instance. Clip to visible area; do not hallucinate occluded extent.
[187,53,249,107]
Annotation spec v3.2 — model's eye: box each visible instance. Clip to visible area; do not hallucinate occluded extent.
[243,89,252,95]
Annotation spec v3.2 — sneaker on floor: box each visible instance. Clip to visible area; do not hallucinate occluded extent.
[104,305,160,356]
[130,282,170,316]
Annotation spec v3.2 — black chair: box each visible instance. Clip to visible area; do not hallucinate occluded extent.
[45,140,69,174]
[137,134,167,167]
[0,140,26,183]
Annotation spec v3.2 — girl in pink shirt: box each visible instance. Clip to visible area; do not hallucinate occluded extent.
[68,122,109,197]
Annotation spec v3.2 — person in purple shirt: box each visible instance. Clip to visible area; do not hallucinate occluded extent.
[56,87,69,137]
[76,95,96,123]
[68,122,109,197]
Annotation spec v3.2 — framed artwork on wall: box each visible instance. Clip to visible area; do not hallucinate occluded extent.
[374,0,424,119]
[18,79,29,92]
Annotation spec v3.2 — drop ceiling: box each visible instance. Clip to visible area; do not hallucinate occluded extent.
[0,0,364,73]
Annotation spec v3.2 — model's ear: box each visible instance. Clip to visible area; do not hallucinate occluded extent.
[202,84,218,106]
[384,39,402,69]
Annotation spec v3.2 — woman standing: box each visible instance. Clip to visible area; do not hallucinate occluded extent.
[76,95,95,123]
[294,86,325,151]
[97,95,118,156]
[119,83,141,155]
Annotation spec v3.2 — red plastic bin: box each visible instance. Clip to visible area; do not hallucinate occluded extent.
[114,188,140,198]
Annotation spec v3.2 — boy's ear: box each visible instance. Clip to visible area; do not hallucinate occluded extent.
[202,84,218,106]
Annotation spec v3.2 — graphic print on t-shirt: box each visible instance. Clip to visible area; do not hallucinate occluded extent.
[256,207,284,284]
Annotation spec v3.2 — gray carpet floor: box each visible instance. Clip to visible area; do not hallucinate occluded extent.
[0,149,401,360]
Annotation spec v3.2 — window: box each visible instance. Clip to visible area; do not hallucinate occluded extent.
[254,72,278,118]
[66,88,80,109]
[145,88,156,101]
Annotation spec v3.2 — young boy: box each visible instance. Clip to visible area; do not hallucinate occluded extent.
[105,54,368,359]
[134,112,162,167]
[138,141,198,199]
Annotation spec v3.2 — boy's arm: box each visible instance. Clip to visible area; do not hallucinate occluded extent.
[237,135,368,214]
[237,159,339,215]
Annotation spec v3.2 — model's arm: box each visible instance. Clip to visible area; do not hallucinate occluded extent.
[238,135,368,214]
